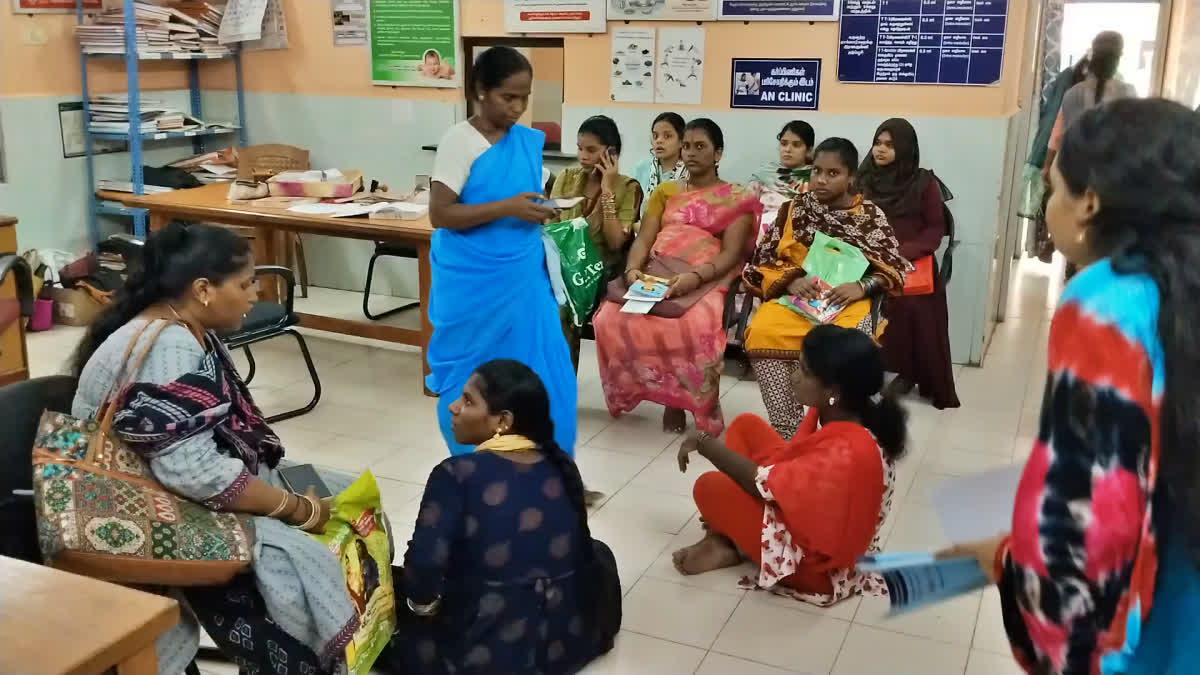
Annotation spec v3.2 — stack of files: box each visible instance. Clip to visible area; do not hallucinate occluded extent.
[167,147,239,183]
[173,1,225,38]
[75,1,231,58]
[87,94,175,134]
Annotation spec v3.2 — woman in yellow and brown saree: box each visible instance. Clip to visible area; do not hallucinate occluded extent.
[743,137,909,438]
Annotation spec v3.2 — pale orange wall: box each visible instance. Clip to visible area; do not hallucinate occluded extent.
[1,9,191,95]
[4,0,1027,117]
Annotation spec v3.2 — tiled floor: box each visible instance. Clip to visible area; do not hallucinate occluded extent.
[24,257,1065,674]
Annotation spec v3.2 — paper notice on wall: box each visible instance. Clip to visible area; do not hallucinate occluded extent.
[244,0,288,51]
[504,0,606,33]
[655,27,704,105]
[610,28,656,103]
[218,0,268,44]
[333,0,368,45]
[608,0,715,21]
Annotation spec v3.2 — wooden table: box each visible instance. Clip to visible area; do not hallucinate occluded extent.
[0,556,179,674]
[106,185,435,382]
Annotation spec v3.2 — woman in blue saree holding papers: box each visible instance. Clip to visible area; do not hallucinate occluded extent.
[426,46,577,456]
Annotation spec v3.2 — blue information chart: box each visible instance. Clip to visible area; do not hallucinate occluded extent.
[837,0,1007,85]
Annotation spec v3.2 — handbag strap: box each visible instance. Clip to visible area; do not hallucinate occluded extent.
[87,319,178,464]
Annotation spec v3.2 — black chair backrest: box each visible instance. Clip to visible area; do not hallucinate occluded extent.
[0,376,77,495]
[0,375,77,562]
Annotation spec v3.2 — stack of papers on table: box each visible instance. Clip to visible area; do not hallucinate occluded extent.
[620,277,670,314]
[285,201,428,219]
[273,169,344,183]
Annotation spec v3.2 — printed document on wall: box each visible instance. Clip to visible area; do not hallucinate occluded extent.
[610,28,656,103]
[218,0,268,44]
[655,27,704,105]
[244,0,288,51]
[608,0,716,21]
[505,0,606,33]
[370,0,460,87]
[334,0,369,45]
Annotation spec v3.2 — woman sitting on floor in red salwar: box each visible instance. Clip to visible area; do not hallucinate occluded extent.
[673,324,908,606]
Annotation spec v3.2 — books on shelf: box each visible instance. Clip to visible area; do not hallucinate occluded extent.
[83,94,239,136]
[75,2,231,58]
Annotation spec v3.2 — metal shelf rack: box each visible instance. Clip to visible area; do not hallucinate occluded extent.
[77,0,249,242]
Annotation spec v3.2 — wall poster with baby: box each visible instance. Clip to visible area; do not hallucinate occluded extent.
[369,0,460,87]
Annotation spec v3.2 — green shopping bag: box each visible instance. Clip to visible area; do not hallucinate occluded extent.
[310,471,396,675]
[544,218,605,327]
[802,231,871,286]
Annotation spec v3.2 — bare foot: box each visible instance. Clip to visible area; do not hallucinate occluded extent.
[671,539,705,574]
[674,532,742,576]
[663,407,687,434]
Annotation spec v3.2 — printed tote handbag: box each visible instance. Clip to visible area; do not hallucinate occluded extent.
[32,320,254,586]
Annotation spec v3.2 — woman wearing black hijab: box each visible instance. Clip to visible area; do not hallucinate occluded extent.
[860,118,960,409]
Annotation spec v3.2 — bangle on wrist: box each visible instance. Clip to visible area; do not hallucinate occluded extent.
[292,494,322,531]
[267,491,292,518]
[285,493,305,521]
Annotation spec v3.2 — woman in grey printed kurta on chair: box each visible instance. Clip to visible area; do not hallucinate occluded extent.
[70,223,366,674]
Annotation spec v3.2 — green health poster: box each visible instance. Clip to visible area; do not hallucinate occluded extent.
[370,0,460,88]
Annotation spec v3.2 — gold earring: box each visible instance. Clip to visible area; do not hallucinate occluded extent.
[1076,229,1087,244]
[493,428,503,439]
[203,299,210,308]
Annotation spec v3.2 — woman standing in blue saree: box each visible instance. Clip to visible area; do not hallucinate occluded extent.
[427,46,577,456]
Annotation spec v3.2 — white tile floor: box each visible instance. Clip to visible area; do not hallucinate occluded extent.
[24,257,1066,674]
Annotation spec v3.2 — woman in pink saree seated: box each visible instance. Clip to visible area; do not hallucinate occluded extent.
[592,118,760,434]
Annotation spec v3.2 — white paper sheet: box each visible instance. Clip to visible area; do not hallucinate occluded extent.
[932,465,1024,544]
[655,27,704,105]
[273,168,344,183]
[620,299,657,314]
[218,0,268,44]
[197,163,238,176]
[610,28,656,103]
[244,0,288,51]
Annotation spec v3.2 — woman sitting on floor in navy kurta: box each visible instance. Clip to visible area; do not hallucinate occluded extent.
[387,359,610,674]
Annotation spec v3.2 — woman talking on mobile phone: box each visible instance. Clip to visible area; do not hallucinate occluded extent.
[426,46,577,457]
[548,115,643,371]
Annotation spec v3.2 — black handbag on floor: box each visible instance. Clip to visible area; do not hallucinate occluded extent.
[586,538,622,657]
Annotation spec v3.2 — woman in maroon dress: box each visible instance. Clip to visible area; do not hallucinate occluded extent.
[859,118,960,409]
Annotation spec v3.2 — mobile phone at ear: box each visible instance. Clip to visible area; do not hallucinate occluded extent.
[279,464,332,499]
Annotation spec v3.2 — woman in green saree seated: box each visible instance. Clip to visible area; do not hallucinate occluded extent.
[548,115,643,370]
